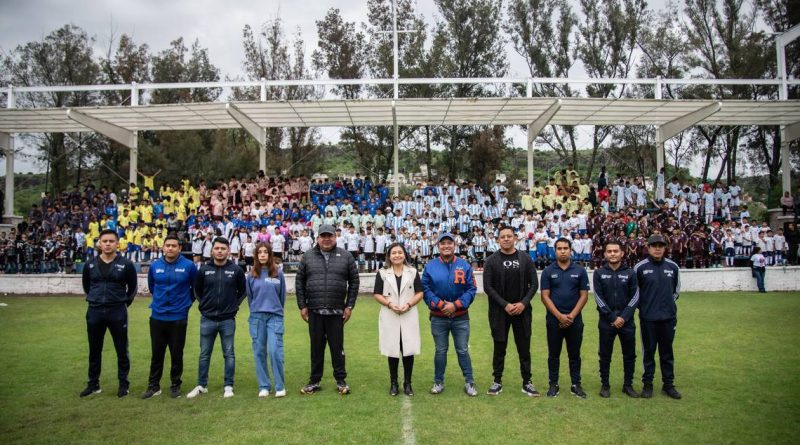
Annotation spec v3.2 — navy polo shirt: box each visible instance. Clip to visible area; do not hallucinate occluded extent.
[540,261,590,324]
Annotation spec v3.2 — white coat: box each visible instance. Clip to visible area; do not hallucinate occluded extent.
[377,265,421,358]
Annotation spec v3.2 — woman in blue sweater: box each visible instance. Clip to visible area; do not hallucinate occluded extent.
[247,243,287,398]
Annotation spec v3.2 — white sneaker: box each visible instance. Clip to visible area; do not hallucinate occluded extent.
[186,385,207,399]
[274,389,286,398]
[258,389,269,398]
[223,386,234,398]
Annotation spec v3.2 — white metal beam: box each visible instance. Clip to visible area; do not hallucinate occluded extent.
[226,103,267,172]
[0,132,14,218]
[781,121,800,194]
[785,121,800,143]
[392,100,399,196]
[526,100,562,189]
[658,102,721,142]
[65,109,137,148]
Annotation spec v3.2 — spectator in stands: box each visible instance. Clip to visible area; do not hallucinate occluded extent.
[780,191,794,216]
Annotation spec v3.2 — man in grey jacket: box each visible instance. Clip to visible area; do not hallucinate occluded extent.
[296,224,359,395]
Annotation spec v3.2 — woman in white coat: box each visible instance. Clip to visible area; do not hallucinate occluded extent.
[373,242,423,396]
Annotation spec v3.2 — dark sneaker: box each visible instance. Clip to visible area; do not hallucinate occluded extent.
[521,381,540,397]
[170,385,181,399]
[570,384,587,399]
[301,382,321,395]
[403,382,414,396]
[546,383,560,398]
[337,380,351,395]
[486,382,503,396]
[599,386,610,398]
[390,381,399,396]
[430,382,445,394]
[663,386,682,399]
[117,385,130,398]
[641,383,653,399]
[141,387,161,399]
[79,385,101,398]
[464,382,478,397]
[622,385,639,398]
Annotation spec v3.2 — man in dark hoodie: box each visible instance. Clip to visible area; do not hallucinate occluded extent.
[186,237,246,399]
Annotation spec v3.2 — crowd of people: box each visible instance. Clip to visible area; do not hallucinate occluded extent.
[3,164,800,274]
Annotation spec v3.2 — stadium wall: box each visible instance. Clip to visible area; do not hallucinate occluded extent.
[1,267,798,295]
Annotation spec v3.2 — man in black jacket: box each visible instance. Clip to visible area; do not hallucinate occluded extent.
[297,224,359,395]
[80,229,138,398]
[593,241,640,398]
[483,226,539,397]
[634,234,681,400]
[186,237,246,399]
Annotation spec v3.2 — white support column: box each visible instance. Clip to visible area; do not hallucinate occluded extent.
[782,121,800,194]
[1,132,14,219]
[131,82,139,185]
[655,126,665,181]
[392,100,399,196]
[526,100,562,189]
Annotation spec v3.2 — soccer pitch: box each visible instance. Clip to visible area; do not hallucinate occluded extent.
[0,292,798,445]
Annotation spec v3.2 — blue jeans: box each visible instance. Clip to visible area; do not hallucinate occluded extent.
[249,312,285,391]
[753,269,766,292]
[198,316,236,387]
[430,316,473,384]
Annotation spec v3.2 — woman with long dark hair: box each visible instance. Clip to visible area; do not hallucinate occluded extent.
[372,242,423,396]
[246,243,286,397]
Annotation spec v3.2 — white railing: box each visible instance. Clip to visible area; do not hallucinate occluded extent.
[3,76,799,108]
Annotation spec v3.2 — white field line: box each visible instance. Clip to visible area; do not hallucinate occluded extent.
[401,396,416,445]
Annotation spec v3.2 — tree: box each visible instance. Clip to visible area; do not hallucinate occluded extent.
[468,126,506,185]
[576,0,647,182]
[0,24,101,193]
[505,0,581,170]
[432,0,508,182]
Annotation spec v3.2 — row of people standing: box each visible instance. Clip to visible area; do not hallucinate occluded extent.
[79,224,683,401]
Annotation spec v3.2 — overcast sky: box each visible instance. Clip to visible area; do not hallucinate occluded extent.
[2,0,687,176]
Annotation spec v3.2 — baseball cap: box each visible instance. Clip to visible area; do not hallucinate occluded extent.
[318,224,336,236]
[647,234,668,245]
[438,233,455,243]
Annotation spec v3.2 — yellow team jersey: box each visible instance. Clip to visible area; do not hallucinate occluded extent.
[128,209,140,224]
[88,221,100,238]
[118,238,128,251]
[578,184,589,198]
[176,206,187,222]
[154,235,165,248]
[163,200,175,216]
[545,185,558,196]
[140,206,153,223]
[133,229,143,245]
[532,197,543,212]
[154,219,166,230]
[521,194,534,211]
[182,179,190,191]
[531,186,544,197]
[143,175,155,191]
[118,215,130,229]
[543,195,555,210]
[187,199,199,212]
[129,185,140,198]
[86,235,95,249]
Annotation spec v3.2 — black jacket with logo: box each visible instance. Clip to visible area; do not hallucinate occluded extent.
[633,256,680,321]
[483,250,538,340]
[82,253,138,307]
[295,246,359,311]
[592,263,639,324]
[194,260,246,320]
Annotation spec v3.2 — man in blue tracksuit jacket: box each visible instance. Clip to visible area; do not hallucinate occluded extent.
[422,233,478,396]
[634,234,682,400]
[142,234,197,399]
[593,240,640,398]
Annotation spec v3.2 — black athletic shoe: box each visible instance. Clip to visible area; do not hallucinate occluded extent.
[301,382,321,395]
[546,383,560,398]
[117,384,130,398]
[403,382,414,396]
[170,385,181,399]
[521,381,540,397]
[79,385,101,398]
[141,387,161,399]
[641,383,653,399]
[337,380,351,395]
[390,381,399,396]
[662,386,682,399]
[622,385,639,398]
[486,382,503,396]
[599,386,610,398]
[570,384,587,399]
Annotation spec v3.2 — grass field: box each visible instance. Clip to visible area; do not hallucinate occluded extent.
[0,292,799,445]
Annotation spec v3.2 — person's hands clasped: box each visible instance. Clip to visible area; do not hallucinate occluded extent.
[442,301,457,317]
[612,316,625,329]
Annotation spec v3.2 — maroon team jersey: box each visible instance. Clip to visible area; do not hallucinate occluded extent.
[690,234,705,253]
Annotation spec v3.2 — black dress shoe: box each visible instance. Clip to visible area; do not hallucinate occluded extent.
[403,382,414,396]
[641,383,653,399]
[622,385,640,398]
[599,386,610,398]
[662,386,682,399]
[390,381,399,396]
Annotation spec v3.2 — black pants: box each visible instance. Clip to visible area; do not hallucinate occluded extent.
[640,318,676,388]
[492,315,531,383]
[388,337,414,383]
[308,312,346,383]
[546,319,583,385]
[86,305,129,388]
[598,323,636,387]
[147,318,188,389]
